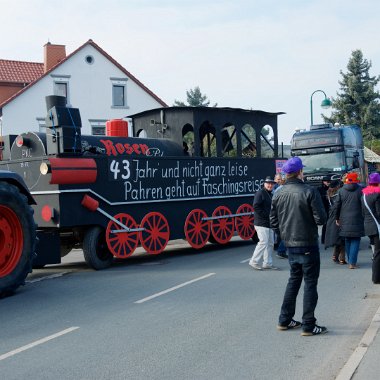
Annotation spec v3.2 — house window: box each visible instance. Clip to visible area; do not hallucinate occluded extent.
[85,55,94,65]
[36,117,46,132]
[89,119,107,136]
[51,74,71,105]
[110,77,128,109]
[92,126,106,135]
[55,82,67,98]
[112,85,125,107]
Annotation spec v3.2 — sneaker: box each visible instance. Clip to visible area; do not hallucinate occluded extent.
[262,264,278,270]
[301,325,328,336]
[277,319,301,331]
[276,253,288,259]
[249,262,262,270]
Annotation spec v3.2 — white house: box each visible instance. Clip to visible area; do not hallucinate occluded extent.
[0,40,167,137]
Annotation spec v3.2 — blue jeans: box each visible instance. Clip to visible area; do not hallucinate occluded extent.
[345,237,361,265]
[279,250,320,330]
[277,240,286,254]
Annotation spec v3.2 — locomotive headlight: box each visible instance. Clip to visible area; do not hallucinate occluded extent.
[15,136,24,147]
[40,162,51,175]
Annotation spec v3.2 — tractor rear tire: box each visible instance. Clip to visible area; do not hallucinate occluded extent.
[0,182,35,298]
[83,226,113,270]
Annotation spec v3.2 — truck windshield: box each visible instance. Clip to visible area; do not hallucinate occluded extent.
[300,152,346,174]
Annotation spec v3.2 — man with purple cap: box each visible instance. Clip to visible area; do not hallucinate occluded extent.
[362,172,380,283]
[270,156,328,336]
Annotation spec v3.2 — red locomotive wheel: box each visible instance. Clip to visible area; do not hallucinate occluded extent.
[235,204,255,240]
[211,206,234,244]
[184,209,210,249]
[139,212,170,254]
[0,205,23,277]
[106,213,139,258]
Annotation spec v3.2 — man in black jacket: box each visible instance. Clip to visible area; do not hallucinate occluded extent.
[270,157,328,336]
[248,176,277,270]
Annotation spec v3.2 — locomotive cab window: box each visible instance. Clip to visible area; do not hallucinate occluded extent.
[241,124,257,157]
[137,129,148,138]
[200,122,217,157]
[260,125,275,158]
[182,124,194,156]
[221,124,237,157]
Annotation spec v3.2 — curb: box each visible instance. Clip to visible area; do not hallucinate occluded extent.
[335,302,380,380]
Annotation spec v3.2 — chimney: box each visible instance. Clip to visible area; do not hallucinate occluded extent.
[44,42,66,72]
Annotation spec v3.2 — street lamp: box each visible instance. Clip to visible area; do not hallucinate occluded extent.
[310,90,332,125]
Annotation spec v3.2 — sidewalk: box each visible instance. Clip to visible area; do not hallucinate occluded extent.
[336,300,380,379]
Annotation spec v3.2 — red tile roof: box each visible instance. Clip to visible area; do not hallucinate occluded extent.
[0,60,44,83]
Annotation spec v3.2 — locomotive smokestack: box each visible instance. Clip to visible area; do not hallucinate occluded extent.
[45,95,66,112]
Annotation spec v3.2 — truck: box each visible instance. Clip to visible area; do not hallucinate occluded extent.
[0,171,36,297]
[290,123,365,186]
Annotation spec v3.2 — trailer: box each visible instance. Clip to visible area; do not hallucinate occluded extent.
[0,96,284,270]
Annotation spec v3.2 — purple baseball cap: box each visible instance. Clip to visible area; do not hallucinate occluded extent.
[282,156,305,174]
[368,172,380,184]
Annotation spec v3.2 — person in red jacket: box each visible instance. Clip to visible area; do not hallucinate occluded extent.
[334,172,364,269]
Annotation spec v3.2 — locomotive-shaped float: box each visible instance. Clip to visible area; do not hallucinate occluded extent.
[0,96,284,270]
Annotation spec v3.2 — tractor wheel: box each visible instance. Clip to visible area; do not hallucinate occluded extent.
[83,226,113,270]
[0,182,36,298]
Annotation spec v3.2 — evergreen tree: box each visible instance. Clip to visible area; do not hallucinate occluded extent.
[324,50,380,146]
[174,86,217,107]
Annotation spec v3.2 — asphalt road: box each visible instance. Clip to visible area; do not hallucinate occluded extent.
[1,238,379,380]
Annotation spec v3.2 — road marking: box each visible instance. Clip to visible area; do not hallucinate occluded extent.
[134,273,216,304]
[240,258,250,263]
[26,273,68,283]
[0,327,79,361]
[335,303,380,380]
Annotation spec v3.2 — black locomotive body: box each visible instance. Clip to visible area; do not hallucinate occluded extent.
[0,96,285,269]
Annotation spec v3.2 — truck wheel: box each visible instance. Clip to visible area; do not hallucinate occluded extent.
[83,226,113,270]
[0,183,35,297]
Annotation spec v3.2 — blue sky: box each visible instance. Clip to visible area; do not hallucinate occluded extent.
[1,0,379,144]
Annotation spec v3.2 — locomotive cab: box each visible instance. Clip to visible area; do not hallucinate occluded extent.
[129,106,283,159]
